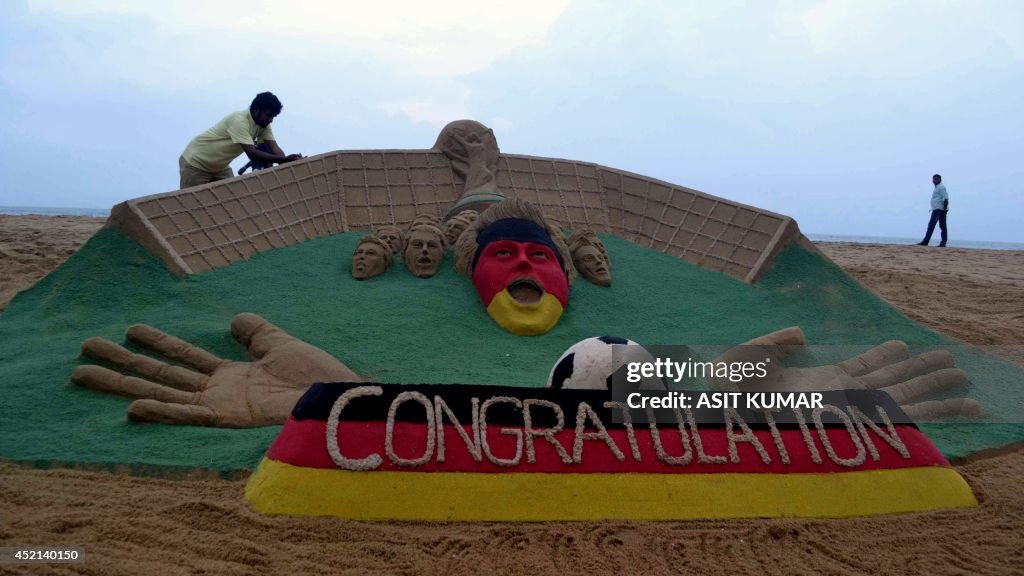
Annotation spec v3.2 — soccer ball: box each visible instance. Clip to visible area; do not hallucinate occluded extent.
[546,336,662,390]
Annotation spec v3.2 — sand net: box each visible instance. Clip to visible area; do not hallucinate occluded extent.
[110,151,796,282]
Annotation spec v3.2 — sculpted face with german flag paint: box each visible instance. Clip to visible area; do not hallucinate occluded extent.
[454,199,576,336]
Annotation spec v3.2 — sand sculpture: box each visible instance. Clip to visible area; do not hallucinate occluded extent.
[372,225,403,254]
[71,313,363,427]
[567,228,612,287]
[71,314,979,428]
[401,223,447,278]
[105,119,801,284]
[712,326,981,421]
[350,199,575,333]
[408,213,442,231]
[75,116,983,424]
[433,120,505,219]
[246,377,978,520]
[444,209,478,245]
[350,235,392,280]
[67,118,986,521]
[454,198,576,336]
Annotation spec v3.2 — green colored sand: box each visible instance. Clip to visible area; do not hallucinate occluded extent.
[0,229,1021,474]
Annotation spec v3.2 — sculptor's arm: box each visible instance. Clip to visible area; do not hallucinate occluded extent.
[241,143,302,166]
[266,140,286,157]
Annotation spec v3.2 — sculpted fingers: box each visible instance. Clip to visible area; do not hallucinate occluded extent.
[738,327,807,364]
[230,312,271,346]
[837,340,909,377]
[880,368,969,405]
[230,313,294,359]
[80,337,206,392]
[126,324,225,375]
[71,365,196,404]
[742,326,807,350]
[712,327,806,390]
[80,336,126,362]
[902,398,984,421]
[127,400,218,426]
[854,350,956,390]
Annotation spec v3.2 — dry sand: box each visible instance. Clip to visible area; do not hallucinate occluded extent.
[0,215,106,313]
[818,242,1024,349]
[1,216,1022,575]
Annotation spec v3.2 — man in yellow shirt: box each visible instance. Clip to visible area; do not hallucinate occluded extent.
[179,92,303,189]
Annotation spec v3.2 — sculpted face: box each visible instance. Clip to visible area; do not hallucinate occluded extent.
[445,217,471,245]
[403,228,446,278]
[410,214,441,231]
[471,219,569,336]
[574,245,611,287]
[351,239,390,280]
[373,226,403,254]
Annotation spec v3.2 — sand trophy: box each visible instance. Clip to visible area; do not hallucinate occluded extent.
[433,120,505,220]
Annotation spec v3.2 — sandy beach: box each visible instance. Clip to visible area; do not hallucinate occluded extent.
[0,215,107,314]
[1,215,1022,575]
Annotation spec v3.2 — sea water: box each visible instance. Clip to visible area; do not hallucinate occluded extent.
[0,206,110,218]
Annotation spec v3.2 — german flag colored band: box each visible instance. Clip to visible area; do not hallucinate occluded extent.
[244,382,978,520]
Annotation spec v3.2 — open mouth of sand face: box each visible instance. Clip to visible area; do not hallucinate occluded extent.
[507,278,543,304]
[417,256,434,266]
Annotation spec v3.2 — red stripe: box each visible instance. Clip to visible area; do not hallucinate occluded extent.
[266,417,949,474]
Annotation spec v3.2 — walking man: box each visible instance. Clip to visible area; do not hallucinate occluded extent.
[918,174,949,247]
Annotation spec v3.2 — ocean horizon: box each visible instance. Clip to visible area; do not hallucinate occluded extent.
[2,205,1021,251]
[1,205,111,218]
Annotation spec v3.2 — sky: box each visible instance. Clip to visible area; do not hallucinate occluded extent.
[1,0,1022,242]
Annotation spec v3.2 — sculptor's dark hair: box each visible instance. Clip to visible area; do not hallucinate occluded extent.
[933,173,942,181]
[251,92,283,114]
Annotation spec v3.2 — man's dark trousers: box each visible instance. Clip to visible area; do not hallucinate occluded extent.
[921,209,948,246]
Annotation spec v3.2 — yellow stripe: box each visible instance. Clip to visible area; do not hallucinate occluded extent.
[245,459,978,520]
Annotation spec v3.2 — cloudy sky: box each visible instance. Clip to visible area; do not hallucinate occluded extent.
[2,0,1021,242]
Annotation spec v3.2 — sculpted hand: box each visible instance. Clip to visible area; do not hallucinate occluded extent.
[450,129,486,148]
[713,327,982,421]
[71,313,362,427]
